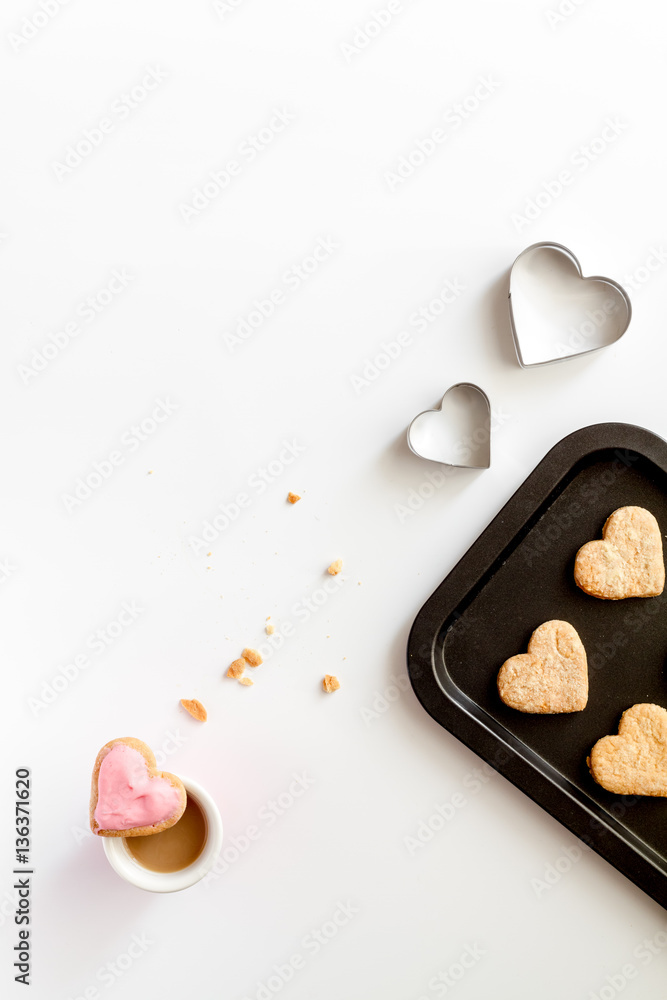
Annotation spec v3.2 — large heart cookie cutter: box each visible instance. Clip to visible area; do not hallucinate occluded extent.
[407,382,491,469]
[508,242,632,368]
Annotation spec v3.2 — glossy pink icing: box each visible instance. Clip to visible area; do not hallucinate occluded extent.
[93,743,182,832]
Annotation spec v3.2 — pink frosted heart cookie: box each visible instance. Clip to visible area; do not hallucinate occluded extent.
[89,737,186,837]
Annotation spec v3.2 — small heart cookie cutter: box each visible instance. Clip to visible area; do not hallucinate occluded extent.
[407,382,491,469]
[508,241,632,368]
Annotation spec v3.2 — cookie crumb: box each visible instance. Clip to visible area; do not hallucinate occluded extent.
[323,675,340,693]
[266,623,275,635]
[243,647,263,667]
[227,658,245,679]
[180,698,207,721]
[239,677,254,687]
[287,492,301,504]
[328,559,343,576]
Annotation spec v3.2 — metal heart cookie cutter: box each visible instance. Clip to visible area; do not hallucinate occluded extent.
[508,242,632,368]
[407,382,491,469]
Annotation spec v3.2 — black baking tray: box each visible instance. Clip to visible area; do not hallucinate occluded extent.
[407,422,667,909]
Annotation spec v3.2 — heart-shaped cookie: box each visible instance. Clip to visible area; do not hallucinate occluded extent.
[497,620,588,714]
[407,382,491,469]
[574,506,665,600]
[589,704,667,796]
[508,242,631,367]
[90,737,186,837]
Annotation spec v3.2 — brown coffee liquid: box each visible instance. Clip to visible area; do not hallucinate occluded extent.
[125,795,207,873]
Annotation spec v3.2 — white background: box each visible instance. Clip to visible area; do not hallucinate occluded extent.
[1,1,667,998]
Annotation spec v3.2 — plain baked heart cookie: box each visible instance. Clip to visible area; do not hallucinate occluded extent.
[588,704,667,796]
[574,506,665,600]
[497,620,588,714]
[90,737,186,837]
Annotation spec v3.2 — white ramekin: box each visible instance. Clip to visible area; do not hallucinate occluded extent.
[102,775,223,892]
